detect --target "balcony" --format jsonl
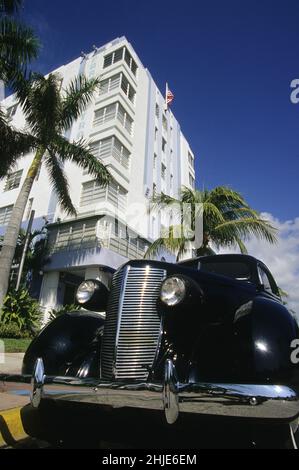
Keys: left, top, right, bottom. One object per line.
{"left": 47, "top": 217, "right": 148, "bottom": 262}
{"left": 89, "top": 136, "right": 131, "bottom": 171}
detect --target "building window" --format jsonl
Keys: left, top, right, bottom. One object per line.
{"left": 6, "top": 104, "right": 18, "bottom": 119}
{"left": 188, "top": 152, "right": 194, "bottom": 169}
{"left": 153, "top": 183, "right": 157, "bottom": 197}
{"left": 89, "top": 136, "right": 130, "bottom": 169}
{"left": 153, "top": 153, "right": 157, "bottom": 169}
{"left": 0, "top": 205, "right": 13, "bottom": 225}
{"left": 154, "top": 127, "right": 158, "bottom": 140}
{"left": 124, "top": 48, "right": 138, "bottom": 76}
{"left": 80, "top": 180, "right": 127, "bottom": 211}
{"left": 99, "top": 73, "right": 136, "bottom": 104}
{"left": 162, "top": 137, "right": 167, "bottom": 153}
{"left": 117, "top": 103, "right": 134, "bottom": 134}
{"left": 93, "top": 101, "right": 133, "bottom": 134}
{"left": 189, "top": 174, "right": 195, "bottom": 188}
{"left": 99, "top": 73, "right": 121, "bottom": 96}
{"left": 80, "top": 180, "right": 106, "bottom": 207}
{"left": 161, "top": 163, "right": 166, "bottom": 180}
{"left": 103, "top": 47, "right": 124, "bottom": 68}
{"left": 121, "top": 74, "right": 136, "bottom": 103}
{"left": 4, "top": 170, "right": 23, "bottom": 191}
{"left": 162, "top": 114, "right": 168, "bottom": 132}
{"left": 103, "top": 47, "right": 138, "bottom": 76}
{"left": 50, "top": 220, "right": 97, "bottom": 253}
{"left": 93, "top": 103, "right": 116, "bottom": 127}
{"left": 155, "top": 104, "right": 160, "bottom": 118}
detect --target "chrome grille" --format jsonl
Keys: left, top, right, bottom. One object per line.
{"left": 101, "top": 269, "right": 124, "bottom": 380}
{"left": 101, "top": 265, "right": 166, "bottom": 381}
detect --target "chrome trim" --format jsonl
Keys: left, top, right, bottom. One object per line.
{"left": 101, "top": 265, "right": 166, "bottom": 381}
{"left": 100, "top": 267, "right": 124, "bottom": 379}
{"left": 1, "top": 359, "right": 299, "bottom": 422}
{"left": 31, "top": 357, "right": 45, "bottom": 408}
{"left": 163, "top": 359, "right": 179, "bottom": 424}
{"left": 113, "top": 265, "right": 130, "bottom": 379}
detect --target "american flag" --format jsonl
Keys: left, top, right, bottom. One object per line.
{"left": 166, "top": 85, "right": 174, "bottom": 107}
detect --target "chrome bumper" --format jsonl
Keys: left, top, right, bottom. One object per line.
{"left": 1, "top": 359, "right": 299, "bottom": 424}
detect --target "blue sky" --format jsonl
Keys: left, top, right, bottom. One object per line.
{"left": 21, "top": 0, "right": 299, "bottom": 221}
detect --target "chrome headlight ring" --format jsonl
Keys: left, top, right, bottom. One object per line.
{"left": 76, "top": 280, "right": 99, "bottom": 305}
{"left": 160, "top": 276, "right": 187, "bottom": 307}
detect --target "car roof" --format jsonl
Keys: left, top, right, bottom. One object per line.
{"left": 178, "top": 253, "right": 263, "bottom": 266}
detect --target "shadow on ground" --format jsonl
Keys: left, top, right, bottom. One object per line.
{"left": 8, "top": 400, "right": 293, "bottom": 449}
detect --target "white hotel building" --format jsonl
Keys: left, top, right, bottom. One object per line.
{"left": 0, "top": 37, "right": 197, "bottom": 315}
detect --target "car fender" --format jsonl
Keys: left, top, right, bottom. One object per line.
{"left": 22, "top": 311, "right": 105, "bottom": 378}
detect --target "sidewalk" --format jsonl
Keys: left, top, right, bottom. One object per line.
{"left": 0, "top": 353, "right": 24, "bottom": 375}
{"left": 0, "top": 353, "right": 31, "bottom": 447}
{"left": 0, "top": 353, "right": 29, "bottom": 410}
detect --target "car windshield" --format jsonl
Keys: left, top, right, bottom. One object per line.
{"left": 199, "top": 261, "right": 251, "bottom": 281}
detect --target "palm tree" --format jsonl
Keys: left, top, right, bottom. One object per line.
{"left": 0, "top": 73, "right": 111, "bottom": 308}
{"left": 146, "top": 186, "right": 277, "bottom": 261}
{"left": 0, "top": 0, "right": 40, "bottom": 175}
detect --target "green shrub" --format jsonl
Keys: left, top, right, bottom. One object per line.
{"left": 48, "top": 304, "right": 80, "bottom": 323}
{"left": 0, "top": 322, "right": 29, "bottom": 339}
{"left": 1, "top": 289, "right": 42, "bottom": 335}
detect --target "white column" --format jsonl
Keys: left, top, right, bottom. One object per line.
{"left": 85, "top": 267, "right": 100, "bottom": 280}
{"left": 85, "top": 267, "right": 112, "bottom": 289}
{"left": 39, "top": 271, "right": 60, "bottom": 324}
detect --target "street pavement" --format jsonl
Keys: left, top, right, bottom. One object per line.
{"left": 0, "top": 353, "right": 24, "bottom": 374}
{"left": 0, "top": 353, "right": 32, "bottom": 448}
{"left": 0, "top": 353, "right": 28, "bottom": 413}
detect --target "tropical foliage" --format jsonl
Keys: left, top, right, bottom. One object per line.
{"left": 1, "top": 288, "right": 42, "bottom": 335}
{"left": 47, "top": 304, "right": 81, "bottom": 324}
{"left": 0, "top": 321, "right": 30, "bottom": 338}
{"left": 146, "top": 186, "right": 277, "bottom": 261}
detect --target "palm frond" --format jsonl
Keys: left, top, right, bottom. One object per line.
{"left": 60, "top": 75, "right": 101, "bottom": 130}
{"left": 45, "top": 151, "right": 76, "bottom": 216}
{"left": 0, "top": 106, "right": 36, "bottom": 177}
{"left": 207, "top": 186, "right": 248, "bottom": 209}
{"left": 18, "top": 74, "right": 61, "bottom": 141}
{"left": 50, "top": 136, "right": 111, "bottom": 186}
{"left": 215, "top": 218, "right": 278, "bottom": 244}
{"left": 145, "top": 225, "right": 189, "bottom": 259}
{"left": 150, "top": 192, "right": 181, "bottom": 219}
{"left": 0, "top": 17, "right": 39, "bottom": 85}
{"left": 235, "top": 237, "right": 248, "bottom": 254}
{"left": 0, "top": 0, "right": 22, "bottom": 15}
{"left": 181, "top": 186, "right": 197, "bottom": 203}
{"left": 202, "top": 202, "right": 225, "bottom": 225}
{"left": 222, "top": 207, "right": 260, "bottom": 220}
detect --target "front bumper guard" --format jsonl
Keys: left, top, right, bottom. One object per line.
{"left": 1, "top": 358, "right": 299, "bottom": 424}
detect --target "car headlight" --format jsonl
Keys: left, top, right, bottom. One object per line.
{"left": 160, "top": 276, "right": 186, "bottom": 307}
{"left": 76, "top": 280, "right": 99, "bottom": 305}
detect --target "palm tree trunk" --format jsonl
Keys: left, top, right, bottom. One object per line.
{"left": 0, "top": 147, "right": 44, "bottom": 308}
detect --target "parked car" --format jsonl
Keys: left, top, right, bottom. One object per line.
{"left": 1, "top": 254, "right": 299, "bottom": 448}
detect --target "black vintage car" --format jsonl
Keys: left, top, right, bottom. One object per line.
{"left": 1, "top": 254, "right": 299, "bottom": 448}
